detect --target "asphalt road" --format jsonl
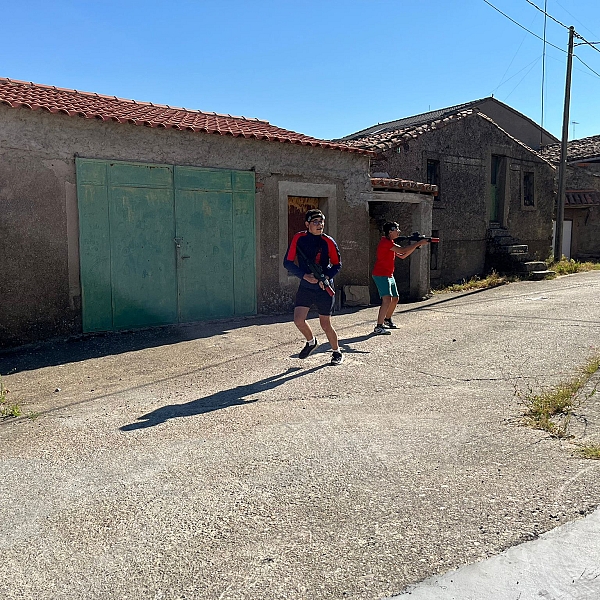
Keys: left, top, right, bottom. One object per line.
{"left": 1, "top": 271, "right": 599, "bottom": 600}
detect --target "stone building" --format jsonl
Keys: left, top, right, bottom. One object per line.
{"left": 0, "top": 77, "right": 373, "bottom": 348}
{"left": 540, "top": 135, "right": 600, "bottom": 260}
{"left": 341, "top": 108, "right": 557, "bottom": 286}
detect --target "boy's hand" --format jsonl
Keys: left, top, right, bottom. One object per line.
{"left": 304, "top": 273, "right": 318, "bottom": 284}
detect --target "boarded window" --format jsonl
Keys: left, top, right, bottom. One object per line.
{"left": 427, "top": 160, "right": 441, "bottom": 200}
{"left": 523, "top": 172, "right": 535, "bottom": 206}
{"left": 288, "top": 196, "right": 321, "bottom": 244}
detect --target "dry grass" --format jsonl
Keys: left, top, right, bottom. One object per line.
{"left": 517, "top": 353, "right": 600, "bottom": 439}
{"left": 433, "top": 271, "right": 517, "bottom": 293}
{"left": 575, "top": 444, "right": 600, "bottom": 460}
{"left": 0, "top": 377, "right": 21, "bottom": 419}
{"left": 547, "top": 258, "right": 600, "bottom": 276}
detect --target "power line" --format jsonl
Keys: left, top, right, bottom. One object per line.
{"left": 555, "top": 0, "right": 599, "bottom": 40}
{"left": 574, "top": 37, "right": 600, "bottom": 54}
{"left": 505, "top": 56, "right": 542, "bottom": 100}
{"left": 574, "top": 54, "right": 600, "bottom": 78}
{"left": 483, "top": 0, "right": 565, "bottom": 52}
{"left": 493, "top": 16, "right": 537, "bottom": 94}
{"left": 524, "top": 0, "right": 570, "bottom": 30}
{"left": 524, "top": 0, "right": 600, "bottom": 51}
{"left": 491, "top": 55, "right": 544, "bottom": 93}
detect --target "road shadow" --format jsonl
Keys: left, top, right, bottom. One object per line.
{"left": 1, "top": 309, "right": 369, "bottom": 375}
{"left": 339, "top": 333, "right": 373, "bottom": 354}
{"left": 0, "top": 314, "right": 292, "bottom": 375}
{"left": 120, "top": 365, "right": 326, "bottom": 431}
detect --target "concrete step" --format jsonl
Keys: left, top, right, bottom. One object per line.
{"left": 529, "top": 270, "right": 556, "bottom": 280}
{"left": 487, "top": 227, "right": 510, "bottom": 238}
{"left": 521, "top": 261, "right": 548, "bottom": 272}
{"left": 506, "top": 245, "right": 529, "bottom": 255}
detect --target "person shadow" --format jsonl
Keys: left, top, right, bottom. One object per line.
{"left": 338, "top": 333, "right": 372, "bottom": 355}
{"left": 120, "top": 365, "right": 327, "bottom": 431}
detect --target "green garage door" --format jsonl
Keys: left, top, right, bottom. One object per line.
{"left": 77, "top": 159, "right": 256, "bottom": 333}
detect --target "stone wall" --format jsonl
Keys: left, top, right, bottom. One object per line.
{"left": 371, "top": 115, "right": 556, "bottom": 284}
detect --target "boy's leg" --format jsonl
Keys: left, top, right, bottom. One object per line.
{"left": 294, "top": 306, "right": 313, "bottom": 340}
{"left": 385, "top": 296, "right": 399, "bottom": 320}
{"left": 377, "top": 296, "right": 392, "bottom": 325}
{"left": 318, "top": 314, "right": 339, "bottom": 350}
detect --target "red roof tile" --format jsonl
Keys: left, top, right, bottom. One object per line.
{"left": 0, "top": 77, "right": 370, "bottom": 154}
{"left": 565, "top": 189, "right": 600, "bottom": 206}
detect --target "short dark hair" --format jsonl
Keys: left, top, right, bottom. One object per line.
{"left": 383, "top": 221, "right": 399, "bottom": 237}
{"left": 305, "top": 209, "right": 325, "bottom": 223}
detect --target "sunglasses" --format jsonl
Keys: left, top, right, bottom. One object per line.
{"left": 309, "top": 219, "right": 325, "bottom": 225}
{"left": 389, "top": 227, "right": 398, "bottom": 231}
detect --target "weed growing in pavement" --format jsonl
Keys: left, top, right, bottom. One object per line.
{"left": 516, "top": 353, "right": 600, "bottom": 439}
{"left": 546, "top": 257, "right": 600, "bottom": 276}
{"left": 434, "top": 259, "right": 600, "bottom": 294}
{"left": 575, "top": 444, "right": 600, "bottom": 460}
{"left": 433, "top": 270, "right": 519, "bottom": 293}
{"left": 0, "top": 377, "right": 22, "bottom": 418}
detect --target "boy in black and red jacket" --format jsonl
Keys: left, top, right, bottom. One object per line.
{"left": 283, "top": 209, "right": 343, "bottom": 365}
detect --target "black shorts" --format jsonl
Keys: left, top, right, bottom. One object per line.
{"left": 295, "top": 284, "right": 335, "bottom": 315}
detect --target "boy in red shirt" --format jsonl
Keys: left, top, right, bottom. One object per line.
{"left": 372, "top": 222, "right": 430, "bottom": 334}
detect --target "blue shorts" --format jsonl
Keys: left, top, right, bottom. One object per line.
{"left": 295, "top": 284, "right": 335, "bottom": 315}
{"left": 373, "top": 275, "right": 398, "bottom": 298}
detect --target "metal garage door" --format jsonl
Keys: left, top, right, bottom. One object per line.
{"left": 76, "top": 158, "right": 256, "bottom": 333}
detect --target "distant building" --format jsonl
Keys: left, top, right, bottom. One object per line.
{"left": 340, "top": 106, "right": 557, "bottom": 287}
{"left": 541, "top": 135, "right": 600, "bottom": 260}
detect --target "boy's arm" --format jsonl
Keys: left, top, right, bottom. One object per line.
{"left": 391, "top": 239, "right": 429, "bottom": 260}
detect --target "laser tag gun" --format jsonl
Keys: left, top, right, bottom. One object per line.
{"left": 396, "top": 231, "right": 440, "bottom": 244}
{"left": 295, "top": 245, "right": 335, "bottom": 297}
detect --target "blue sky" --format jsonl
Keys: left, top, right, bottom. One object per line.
{"left": 4, "top": 0, "right": 600, "bottom": 142}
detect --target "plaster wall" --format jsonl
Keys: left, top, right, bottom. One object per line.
{"left": 371, "top": 116, "right": 555, "bottom": 284}
{"left": 0, "top": 105, "right": 370, "bottom": 347}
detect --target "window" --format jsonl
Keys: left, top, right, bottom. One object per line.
{"left": 523, "top": 172, "right": 535, "bottom": 207}
{"left": 288, "top": 196, "right": 320, "bottom": 245}
{"left": 427, "top": 160, "right": 441, "bottom": 200}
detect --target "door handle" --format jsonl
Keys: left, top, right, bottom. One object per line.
{"left": 174, "top": 237, "right": 183, "bottom": 248}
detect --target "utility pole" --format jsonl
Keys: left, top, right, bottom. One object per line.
{"left": 554, "top": 26, "right": 574, "bottom": 260}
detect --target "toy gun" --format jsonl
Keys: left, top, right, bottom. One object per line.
{"left": 397, "top": 231, "right": 440, "bottom": 243}
{"left": 295, "top": 245, "right": 335, "bottom": 297}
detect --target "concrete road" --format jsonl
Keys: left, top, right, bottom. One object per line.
{"left": 1, "top": 271, "right": 599, "bottom": 600}
{"left": 390, "top": 506, "right": 600, "bottom": 599}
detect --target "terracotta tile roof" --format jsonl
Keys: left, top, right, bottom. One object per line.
{"left": 0, "top": 77, "right": 370, "bottom": 154}
{"left": 540, "top": 135, "right": 600, "bottom": 164}
{"left": 339, "top": 96, "right": 557, "bottom": 145}
{"left": 340, "top": 109, "right": 554, "bottom": 167}
{"left": 341, "top": 109, "right": 478, "bottom": 151}
{"left": 565, "top": 189, "right": 600, "bottom": 206}
{"left": 371, "top": 177, "right": 438, "bottom": 195}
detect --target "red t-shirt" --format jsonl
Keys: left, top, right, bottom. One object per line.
{"left": 372, "top": 237, "right": 396, "bottom": 277}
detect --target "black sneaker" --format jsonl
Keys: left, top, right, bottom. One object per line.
{"left": 330, "top": 351, "right": 344, "bottom": 366}
{"left": 299, "top": 338, "right": 318, "bottom": 359}
{"left": 383, "top": 318, "right": 398, "bottom": 329}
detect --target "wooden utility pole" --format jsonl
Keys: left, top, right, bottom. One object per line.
{"left": 554, "top": 26, "right": 575, "bottom": 260}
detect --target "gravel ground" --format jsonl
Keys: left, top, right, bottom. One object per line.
{"left": 1, "top": 271, "right": 599, "bottom": 600}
